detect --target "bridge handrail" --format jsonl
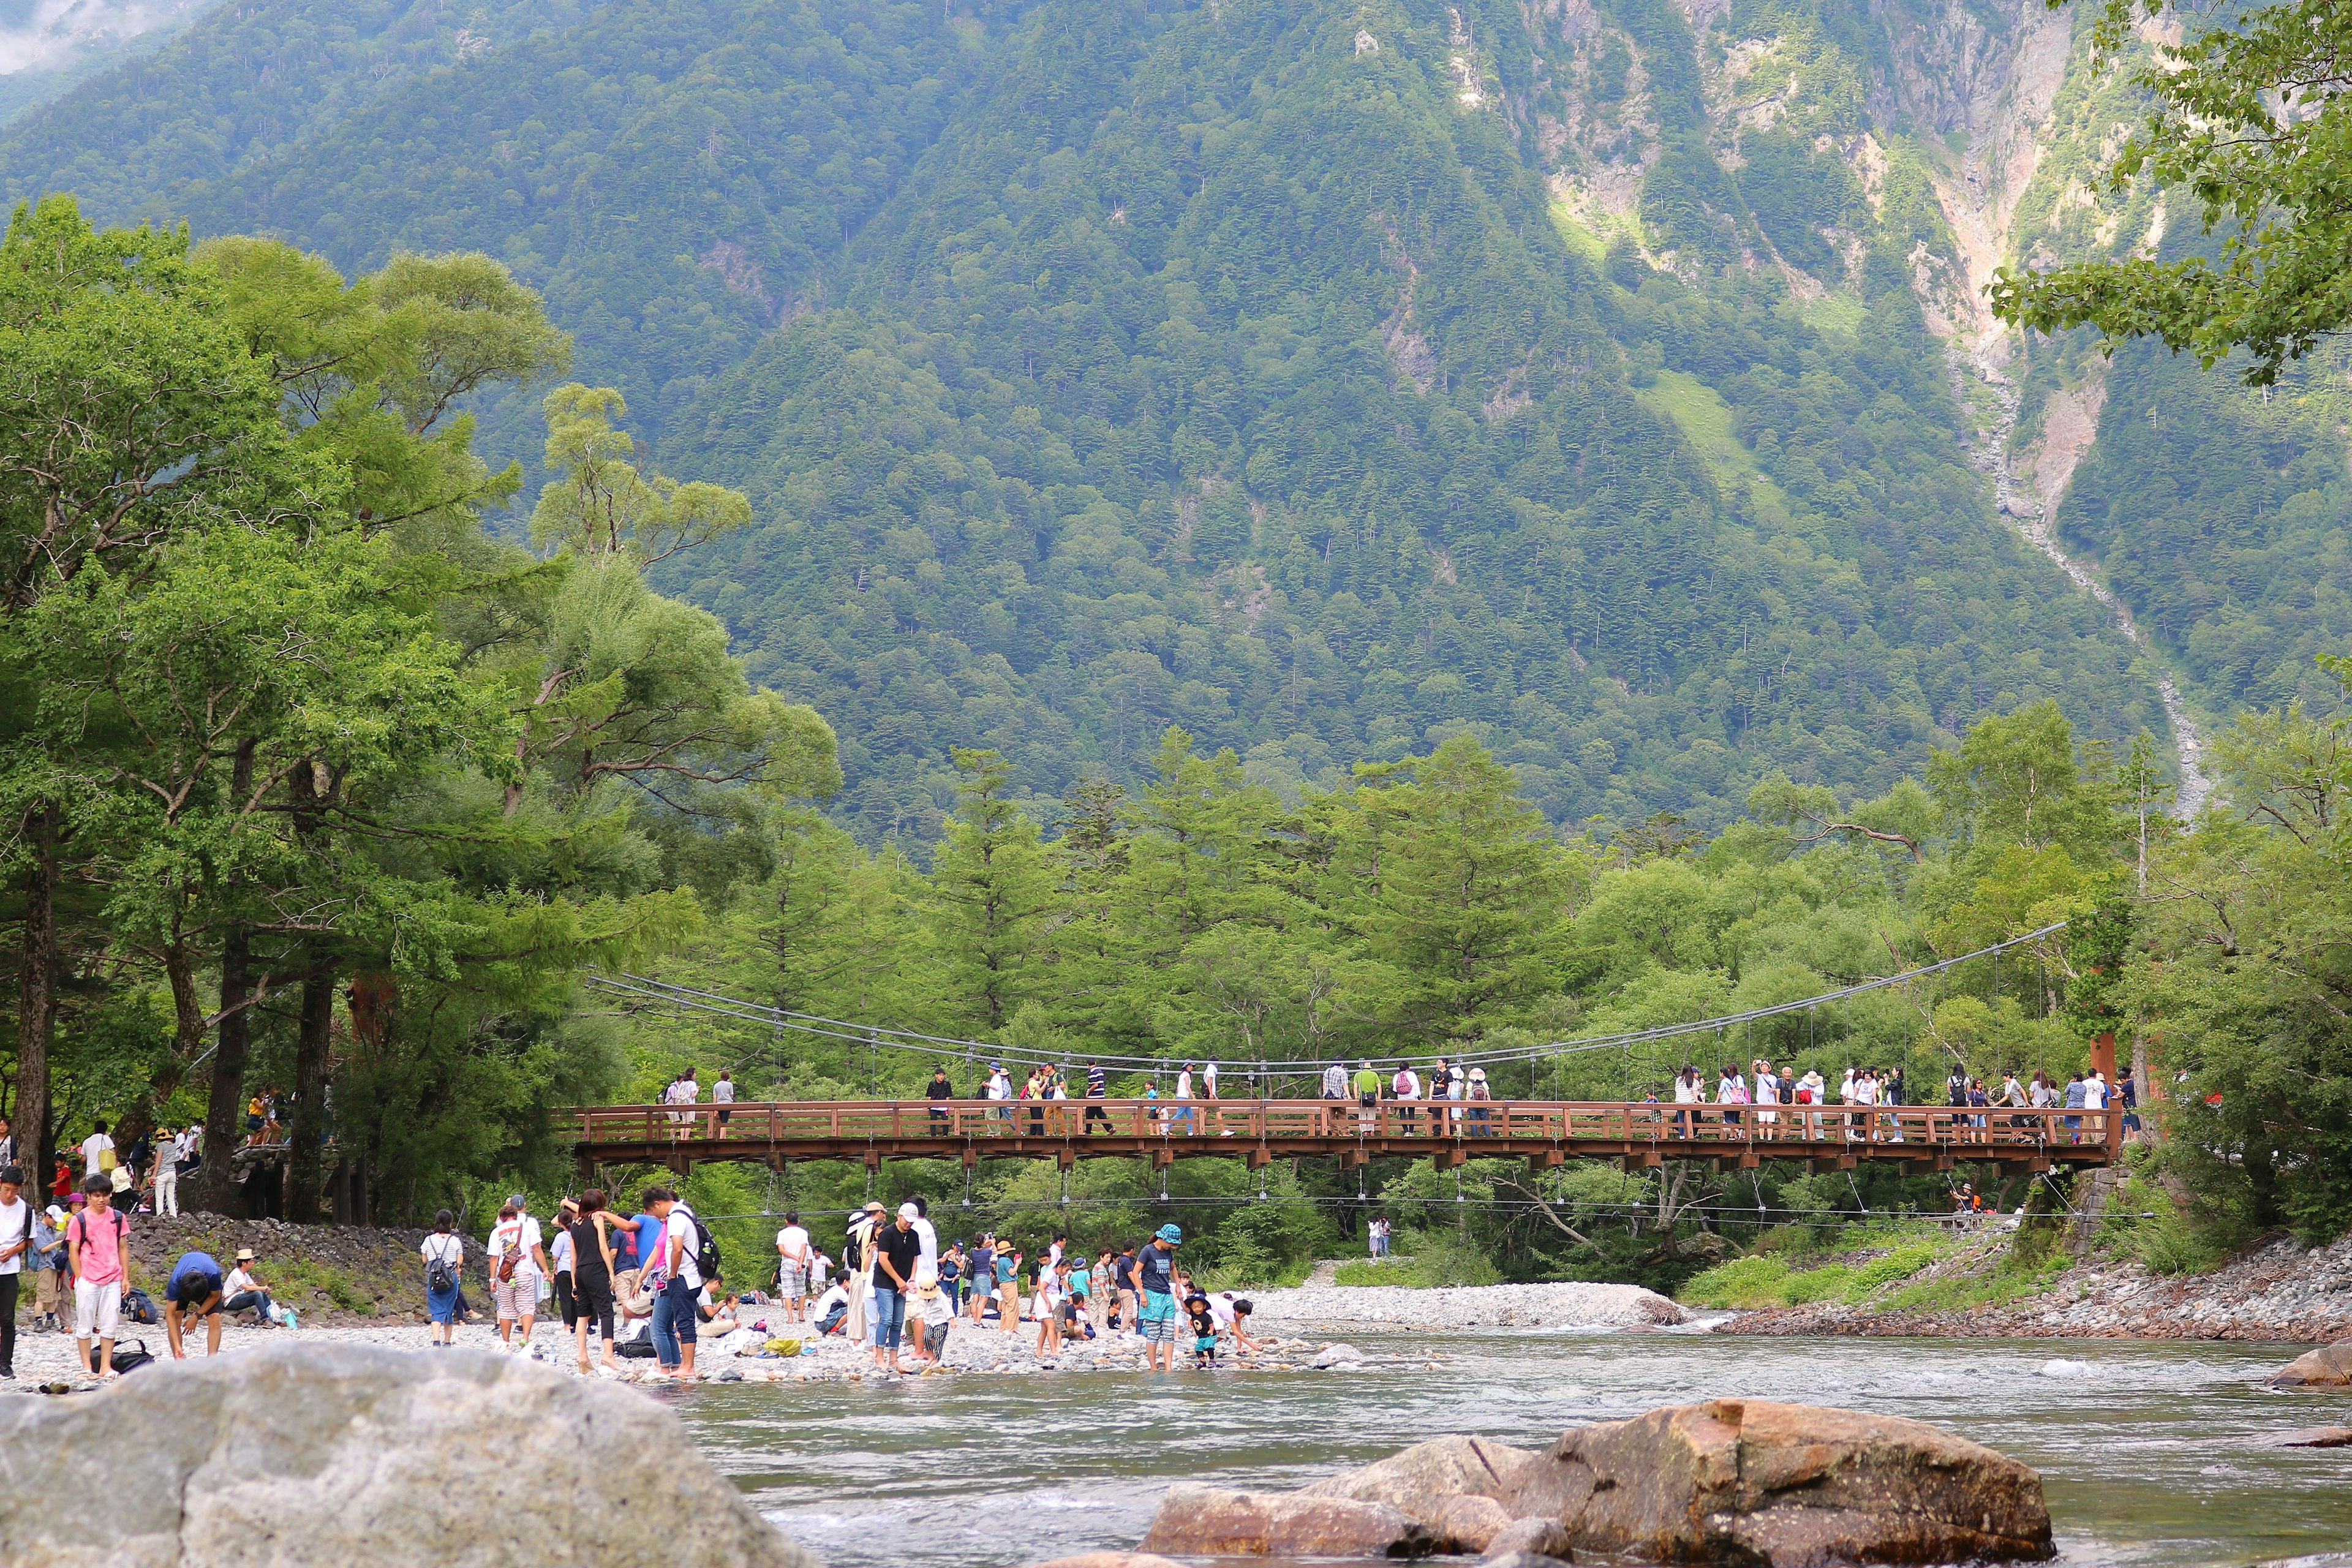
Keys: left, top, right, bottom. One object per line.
{"left": 558, "top": 1097, "right": 2116, "bottom": 1153}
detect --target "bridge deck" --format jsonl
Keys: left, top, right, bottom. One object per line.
{"left": 562, "top": 1099, "right": 2116, "bottom": 1175}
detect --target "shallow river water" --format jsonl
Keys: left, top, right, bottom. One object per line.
{"left": 669, "top": 1333, "right": 2352, "bottom": 1568}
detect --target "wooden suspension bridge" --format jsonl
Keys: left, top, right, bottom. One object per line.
{"left": 560, "top": 1098, "right": 2119, "bottom": 1178}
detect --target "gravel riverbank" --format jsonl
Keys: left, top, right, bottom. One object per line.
{"left": 0, "top": 1310, "right": 1465, "bottom": 1393}
{"left": 1245, "top": 1278, "right": 1689, "bottom": 1331}
{"left": 1725, "top": 1232, "right": 2352, "bottom": 1342}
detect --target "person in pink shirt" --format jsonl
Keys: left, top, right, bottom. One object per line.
{"left": 68, "top": 1175, "right": 131, "bottom": 1379}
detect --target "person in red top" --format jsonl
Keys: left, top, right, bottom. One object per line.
{"left": 68, "top": 1175, "right": 130, "bottom": 1379}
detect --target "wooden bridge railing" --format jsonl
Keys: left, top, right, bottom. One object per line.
{"left": 560, "top": 1098, "right": 2117, "bottom": 1167}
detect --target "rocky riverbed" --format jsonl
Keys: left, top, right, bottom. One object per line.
{"left": 1246, "top": 1278, "right": 1689, "bottom": 1332}
{"left": 1727, "top": 1231, "right": 2352, "bottom": 1341}
{"left": 0, "top": 1310, "right": 1463, "bottom": 1392}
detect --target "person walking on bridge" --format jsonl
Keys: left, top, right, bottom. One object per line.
{"left": 1084, "top": 1060, "right": 1111, "bottom": 1132}
{"left": 1321, "top": 1061, "right": 1348, "bottom": 1101}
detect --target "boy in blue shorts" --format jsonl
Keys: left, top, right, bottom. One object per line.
{"left": 1129, "top": 1223, "right": 1181, "bottom": 1371}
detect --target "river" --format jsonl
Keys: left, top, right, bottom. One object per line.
{"left": 666, "top": 1332, "right": 2352, "bottom": 1568}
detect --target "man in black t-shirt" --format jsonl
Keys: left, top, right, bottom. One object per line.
{"left": 870, "top": 1208, "right": 923, "bottom": 1374}
{"left": 927, "top": 1067, "right": 955, "bottom": 1131}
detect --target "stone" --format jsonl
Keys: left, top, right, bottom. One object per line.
{"left": 1480, "top": 1555, "right": 1575, "bottom": 1568}
{"left": 1023, "top": 1556, "right": 1189, "bottom": 1568}
{"left": 1499, "top": 1399, "right": 2054, "bottom": 1568}
{"left": 1138, "top": 1483, "right": 1437, "bottom": 1558}
{"left": 2268, "top": 1427, "right": 2352, "bottom": 1448}
{"left": 0, "top": 1341, "right": 820, "bottom": 1568}
{"left": 1303, "top": 1435, "right": 1542, "bottom": 1550}
{"left": 1311, "top": 1342, "right": 1368, "bottom": 1368}
{"left": 1428, "top": 1494, "right": 1518, "bottom": 1553}
{"left": 2265, "top": 1340, "right": 2352, "bottom": 1387}
{"left": 1481, "top": 1516, "right": 1579, "bottom": 1562}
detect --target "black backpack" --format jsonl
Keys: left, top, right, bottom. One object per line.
{"left": 425, "top": 1240, "right": 458, "bottom": 1295}
{"left": 688, "top": 1212, "right": 722, "bottom": 1282}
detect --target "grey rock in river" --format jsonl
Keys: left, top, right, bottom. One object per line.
{"left": 1503, "top": 1398, "right": 2054, "bottom": 1567}
{"left": 0, "top": 1341, "right": 821, "bottom": 1568}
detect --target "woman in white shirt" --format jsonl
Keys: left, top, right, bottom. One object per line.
{"left": 1752, "top": 1060, "right": 1779, "bottom": 1136}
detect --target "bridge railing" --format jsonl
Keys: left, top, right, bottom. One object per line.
{"left": 562, "top": 1098, "right": 2116, "bottom": 1153}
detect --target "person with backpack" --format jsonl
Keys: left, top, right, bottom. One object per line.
{"left": 162, "top": 1250, "right": 225, "bottom": 1359}
{"left": 68, "top": 1175, "right": 130, "bottom": 1378}
{"left": 487, "top": 1198, "right": 550, "bottom": 1351}
{"left": 420, "top": 1211, "right": 464, "bottom": 1345}
{"left": 643, "top": 1185, "right": 704, "bottom": 1381}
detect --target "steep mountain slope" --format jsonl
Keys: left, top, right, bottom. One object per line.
{"left": 669, "top": 0, "right": 2162, "bottom": 839}
{"left": 0, "top": 0, "right": 2205, "bottom": 845}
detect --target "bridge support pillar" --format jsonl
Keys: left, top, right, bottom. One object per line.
{"left": 1431, "top": 1148, "right": 1464, "bottom": 1172}
{"left": 1057, "top": 1147, "right": 1076, "bottom": 1170}
{"left": 961, "top": 1145, "right": 978, "bottom": 1169}
{"left": 1336, "top": 1147, "right": 1367, "bottom": 1170}
{"left": 1621, "top": 1151, "right": 1662, "bottom": 1172}
{"left": 863, "top": 1149, "right": 880, "bottom": 1174}
{"left": 1151, "top": 1148, "right": 1174, "bottom": 1170}
{"left": 1525, "top": 1150, "right": 1564, "bottom": 1173}
{"left": 1735, "top": 1150, "right": 1760, "bottom": 1170}
{"left": 1246, "top": 1147, "right": 1273, "bottom": 1170}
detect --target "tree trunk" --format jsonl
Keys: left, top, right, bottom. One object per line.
{"left": 287, "top": 963, "right": 335, "bottom": 1223}
{"left": 13, "top": 802, "right": 58, "bottom": 1204}
{"left": 194, "top": 925, "right": 257, "bottom": 1215}
{"left": 192, "top": 739, "right": 261, "bottom": 1215}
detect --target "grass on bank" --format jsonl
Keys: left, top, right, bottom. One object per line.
{"left": 1334, "top": 1231, "right": 1503, "bottom": 1287}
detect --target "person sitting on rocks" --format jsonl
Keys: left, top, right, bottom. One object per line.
{"left": 163, "top": 1251, "right": 225, "bottom": 1359}
{"left": 224, "top": 1248, "right": 277, "bottom": 1327}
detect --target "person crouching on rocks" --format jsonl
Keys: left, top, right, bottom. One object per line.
{"left": 163, "top": 1250, "right": 225, "bottom": 1359}
{"left": 1131, "top": 1223, "right": 1182, "bottom": 1372}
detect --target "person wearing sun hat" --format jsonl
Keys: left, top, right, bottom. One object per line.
{"left": 1128, "top": 1223, "right": 1183, "bottom": 1372}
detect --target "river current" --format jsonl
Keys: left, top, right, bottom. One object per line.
{"left": 670, "top": 1333, "right": 2352, "bottom": 1568}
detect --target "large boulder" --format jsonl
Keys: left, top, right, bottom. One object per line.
{"left": 2266, "top": 1340, "right": 2352, "bottom": 1388}
{"left": 0, "top": 1342, "right": 818, "bottom": 1568}
{"left": 1138, "top": 1483, "right": 1438, "bottom": 1558}
{"left": 1501, "top": 1400, "right": 2054, "bottom": 1568}
{"left": 1303, "top": 1434, "right": 1542, "bottom": 1549}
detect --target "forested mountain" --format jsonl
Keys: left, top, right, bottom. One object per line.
{"left": 1, "top": 0, "right": 2331, "bottom": 849}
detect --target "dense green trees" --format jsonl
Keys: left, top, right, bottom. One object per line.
{"left": 0, "top": 203, "right": 832, "bottom": 1219}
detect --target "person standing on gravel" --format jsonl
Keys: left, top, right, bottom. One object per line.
{"left": 67, "top": 1175, "right": 129, "bottom": 1379}
{"left": 645, "top": 1186, "right": 703, "bottom": 1379}
{"left": 1131, "top": 1223, "right": 1182, "bottom": 1372}
{"left": 569, "top": 1190, "right": 620, "bottom": 1373}
{"left": 0, "top": 1165, "right": 27, "bottom": 1379}
{"left": 869, "top": 1203, "right": 920, "bottom": 1375}
{"left": 488, "top": 1198, "right": 550, "bottom": 1350}
{"left": 776, "top": 1210, "right": 812, "bottom": 1322}
{"left": 420, "top": 1212, "right": 464, "bottom": 1345}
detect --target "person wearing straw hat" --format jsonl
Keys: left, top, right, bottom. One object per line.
{"left": 223, "top": 1248, "right": 279, "bottom": 1328}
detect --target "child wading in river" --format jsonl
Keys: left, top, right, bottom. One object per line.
{"left": 1185, "top": 1289, "right": 1218, "bottom": 1368}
